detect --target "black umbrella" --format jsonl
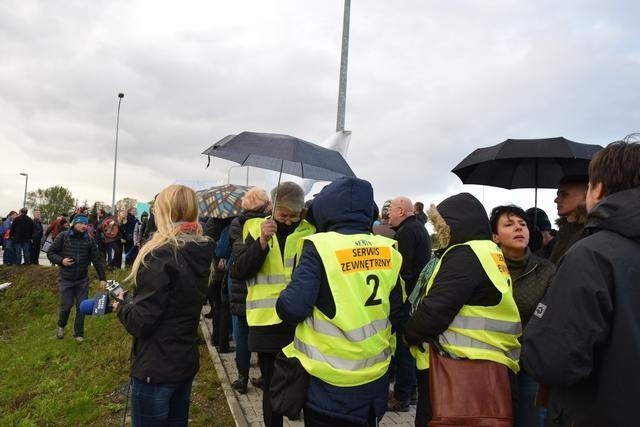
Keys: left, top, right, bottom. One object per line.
{"left": 202, "top": 131, "right": 355, "bottom": 215}
{"left": 451, "top": 137, "right": 602, "bottom": 211}
{"left": 203, "top": 131, "right": 355, "bottom": 181}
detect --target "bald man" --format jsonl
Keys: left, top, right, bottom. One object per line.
{"left": 387, "top": 196, "right": 431, "bottom": 411}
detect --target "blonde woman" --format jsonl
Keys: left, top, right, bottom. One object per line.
{"left": 114, "top": 185, "right": 214, "bottom": 426}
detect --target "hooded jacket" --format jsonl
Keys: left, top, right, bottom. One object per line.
{"left": 404, "top": 193, "right": 502, "bottom": 346}
{"left": 522, "top": 187, "right": 640, "bottom": 426}
{"left": 276, "top": 176, "right": 404, "bottom": 425}
{"left": 117, "top": 236, "right": 215, "bottom": 383}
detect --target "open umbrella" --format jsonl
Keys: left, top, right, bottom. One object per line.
{"left": 196, "top": 184, "right": 251, "bottom": 219}
{"left": 203, "top": 131, "right": 355, "bottom": 212}
{"left": 202, "top": 131, "right": 355, "bottom": 181}
{"left": 452, "top": 137, "right": 602, "bottom": 210}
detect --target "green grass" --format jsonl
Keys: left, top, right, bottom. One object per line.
{"left": 0, "top": 265, "right": 234, "bottom": 426}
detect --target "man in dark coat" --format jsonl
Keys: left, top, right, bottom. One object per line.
{"left": 522, "top": 140, "right": 640, "bottom": 426}
{"left": 548, "top": 175, "right": 588, "bottom": 264}
{"left": 47, "top": 215, "right": 107, "bottom": 341}
{"left": 30, "top": 209, "right": 44, "bottom": 264}
{"left": 10, "top": 208, "right": 34, "bottom": 265}
{"left": 387, "top": 196, "right": 431, "bottom": 411}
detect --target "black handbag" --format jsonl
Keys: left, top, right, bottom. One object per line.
{"left": 270, "top": 351, "right": 310, "bottom": 419}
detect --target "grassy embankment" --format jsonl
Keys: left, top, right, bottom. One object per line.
{"left": 0, "top": 265, "right": 234, "bottom": 426}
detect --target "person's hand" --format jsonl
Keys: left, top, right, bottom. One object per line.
{"left": 112, "top": 299, "right": 120, "bottom": 311}
{"left": 62, "top": 257, "right": 75, "bottom": 266}
{"left": 259, "top": 219, "right": 277, "bottom": 248}
{"left": 99, "top": 280, "right": 107, "bottom": 289}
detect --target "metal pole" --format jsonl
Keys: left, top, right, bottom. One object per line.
{"left": 336, "top": 0, "right": 351, "bottom": 132}
{"left": 245, "top": 166, "right": 249, "bottom": 186}
{"left": 19, "top": 172, "right": 28, "bottom": 208}
{"left": 111, "top": 93, "right": 124, "bottom": 214}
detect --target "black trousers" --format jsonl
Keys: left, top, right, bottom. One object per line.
{"left": 259, "top": 351, "right": 283, "bottom": 427}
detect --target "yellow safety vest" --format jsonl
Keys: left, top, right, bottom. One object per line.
{"left": 242, "top": 217, "right": 315, "bottom": 326}
{"left": 410, "top": 240, "right": 521, "bottom": 372}
{"left": 283, "top": 232, "right": 404, "bottom": 387}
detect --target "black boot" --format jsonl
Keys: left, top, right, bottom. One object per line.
{"left": 250, "top": 376, "right": 264, "bottom": 389}
{"left": 231, "top": 370, "right": 249, "bottom": 394}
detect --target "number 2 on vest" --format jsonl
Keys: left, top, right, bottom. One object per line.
{"left": 364, "top": 274, "right": 382, "bottom": 307}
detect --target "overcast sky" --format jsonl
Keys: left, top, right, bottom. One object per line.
{"left": 2, "top": 0, "right": 638, "bottom": 223}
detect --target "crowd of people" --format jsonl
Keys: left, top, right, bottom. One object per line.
{"left": 3, "top": 137, "right": 638, "bottom": 426}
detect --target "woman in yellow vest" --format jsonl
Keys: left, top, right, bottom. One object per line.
{"left": 404, "top": 193, "right": 522, "bottom": 426}
{"left": 276, "top": 176, "right": 405, "bottom": 426}
{"left": 231, "top": 181, "right": 315, "bottom": 427}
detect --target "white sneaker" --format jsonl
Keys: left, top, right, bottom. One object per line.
{"left": 56, "top": 327, "right": 64, "bottom": 339}
{"left": 75, "top": 336, "right": 84, "bottom": 342}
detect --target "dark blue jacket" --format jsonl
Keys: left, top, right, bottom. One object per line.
{"left": 276, "top": 176, "right": 404, "bottom": 425}
{"left": 47, "top": 228, "right": 106, "bottom": 281}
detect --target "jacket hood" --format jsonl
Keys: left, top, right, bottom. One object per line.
{"left": 307, "top": 176, "right": 374, "bottom": 233}
{"left": 179, "top": 237, "right": 216, "bottom": 278}
{"left": 435, "top": 192, "right": 491, "bottom": 246}
{"left": 585, "top": 187, "right": 640, "bottom": 243}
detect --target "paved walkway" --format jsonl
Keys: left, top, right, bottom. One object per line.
{"left": 201, "top": 313, "right": 416, "bottom": 427}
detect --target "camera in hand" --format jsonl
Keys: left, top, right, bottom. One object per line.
{"left": 79, "top": 280, "right": 132, "bottom": 316}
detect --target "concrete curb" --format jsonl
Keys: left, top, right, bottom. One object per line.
{"left": 200, "top": 317, "right": 249, "bottom": 427}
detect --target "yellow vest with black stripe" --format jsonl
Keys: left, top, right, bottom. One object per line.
{"left": 242, "top": 217, "right": 315, "bottom": 327}
{"left": 282, "top": 232, "right": 403, "bottom": 387}
{"left": 410, "top": 240, "right": 521, "bottom": 372}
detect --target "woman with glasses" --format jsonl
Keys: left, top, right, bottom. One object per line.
{"left": 232, "top": 182, "right": 315, "bottom": 427}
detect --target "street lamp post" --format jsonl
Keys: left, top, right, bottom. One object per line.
{"left": 111, "top": 93, "right": 125, "bottom": 214}
{"left": 19, "top": 172, "right": 28, "bottom": 208}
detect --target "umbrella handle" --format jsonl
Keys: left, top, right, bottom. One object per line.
{"left": 268, "top": 160, "right": 285, "bottom": 249}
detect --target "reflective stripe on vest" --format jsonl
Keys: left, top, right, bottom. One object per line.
{"left": 304, "top": 316, "right": 391, "bottom": 343}
{"left": 410, "top": 240, "right": 521, "bottom": 372}
{"left": 243, "top": 217, "right": 315, "bottom": 326}
{"left": 283, "top": 232, "right": 403, "bottom": 387}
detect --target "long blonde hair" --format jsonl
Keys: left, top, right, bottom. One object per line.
{"left": 126, "top": 184, "right": 203, "bottom": 284}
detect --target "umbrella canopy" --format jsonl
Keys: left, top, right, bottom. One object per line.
{"left": 452, "top": 137, "right": 602, "bottom": 189}
{"left": 202, "top": 131, "right": 355, "bottom": 181}
{"left": 196, "top": 184, "right": 251, "bottom": 219}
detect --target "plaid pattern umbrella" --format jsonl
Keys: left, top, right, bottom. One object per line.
{"left": 196, "top": 184, "right": 251, "bottom": 219}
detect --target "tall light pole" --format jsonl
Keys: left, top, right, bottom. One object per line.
{"left": 336, "top": 0, "right": 351, "bottom": 132}
{"left": 19, "top": 172, "right": 28, "bottom": 208}
{"left": 111, "top": 93, "right": 125, "bottom": 214}
{"left": 227, "top": 166, "right": 250, "bottom": 185}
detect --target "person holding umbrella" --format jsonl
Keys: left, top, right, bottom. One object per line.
{"left": 548, "top": 175, "right": 588, "bottom": 264}
{"left": 231, "top": 181, "right": 315, "bottom": 427}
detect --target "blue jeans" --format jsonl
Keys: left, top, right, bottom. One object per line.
{"left": 13, "top": 242, "right": 30, "bottom": 265}
{"left": 233, "top": 315, "right": 250, "bottom": 372}
{"left": 515, "top": 370, "right": 546, "bottom": 427}
{"left": 131, "top": 377, "right": 193, "bottom": 427}
{"left": 57, "top": 277, "right": 89, "bottom": 337}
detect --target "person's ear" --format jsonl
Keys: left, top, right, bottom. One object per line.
{"left": 492, "top": 233, "right": 500, "bottom": 244}
{"left": 592, "top": 182, "right": 606, "bottom": 203}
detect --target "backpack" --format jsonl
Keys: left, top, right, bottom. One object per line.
{"left": 100, "top": 216, "right": 120, "bottom": 240}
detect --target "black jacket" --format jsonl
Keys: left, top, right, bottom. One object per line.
{"left": 228, "top": 211, "right": 267, "bottom": 316}
{"left": 32, "top": 219, "right": 44, "bottom": 241}
{"left": 10, "top": 214, "right": 34, "bottom": 243}
{"left": 392, "top": 214, "right": 431, "bottom": 295}
{"left": 521, "top": 187, "right": 640, "bottom": 426}
{"left": 47, "top": 229, "right": 106, "bottom": 281}
{"left": 404, "top": 193, "right": 502, "bottom": 347}
{"left": 117, "top": 237, "right": 215, "bottom": 383}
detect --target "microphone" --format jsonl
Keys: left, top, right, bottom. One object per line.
{"left": 80, "top": 293, "right": 114, "bottom": 316}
